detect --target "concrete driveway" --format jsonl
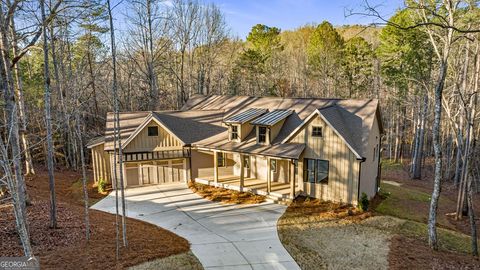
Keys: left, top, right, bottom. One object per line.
{"left": 91, "top": 183, "right": 300, "bottom": 270}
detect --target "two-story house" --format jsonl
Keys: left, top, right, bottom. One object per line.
{"left": 87, "top": 95, "right": 382, "bottom": 205}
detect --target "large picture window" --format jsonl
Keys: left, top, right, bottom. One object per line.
{"left": 303, "top": 158, "right": 329, "bottom": 184}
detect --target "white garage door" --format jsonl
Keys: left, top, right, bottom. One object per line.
{"left": 125, "top": 159, "right": 186, "bottom": 187}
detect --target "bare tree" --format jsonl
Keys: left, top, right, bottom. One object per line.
{"left": 41, "top": 0, "right": 57, "bottom": 229}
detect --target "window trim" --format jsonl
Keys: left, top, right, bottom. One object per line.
{"left": 303, "top": 158, "right": 329, "bottom": 184}
{"left": 231, "top": 125, "right": 239, "bottom": 141}
{"left": 311, "top": 126, "right": 323, "bottom": 138}
{"left": 147, "top": 126, "right": 159, "bottom": 137}
{"left": 243, "top": 155, "right": 250, "bottom": 169}
{"left": 270, "top": 159, "right": 277, "bottom": 173}
{"left": 217, "top": 152, "right": 227, "bottom": 167}
{"left": 258, "top": 126, "right": 268, "bottom": 144}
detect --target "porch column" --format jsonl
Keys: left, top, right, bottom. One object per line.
{"left": 239, "top": 154, "right": 245, "bottom": 192}
{"left": 213, "top": 151, "right": 219, "bottom": 183}
{"left": 290, "top": 160, "right": 295, "bottom": 198}
{"left": 267, "top": 157, "right": 271, "bottom": 193}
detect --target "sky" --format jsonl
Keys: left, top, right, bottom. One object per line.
{"left": 194, "top": 0, "right": 404, "bottom": 38}
{"left": 113, "top": 0, "right": 404, "bottom": 39}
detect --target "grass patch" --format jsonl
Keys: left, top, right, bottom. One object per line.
{"left": 381, "top": 160, "right": 403, "bottom": 171}
{"left": 375, "top": 183, "right": 454, "bottom": 229}
{"left": 129, "top": 251, "right": 203, "bottom": 270}
{"left": 189, "top": 181, "right": 265, "bottom": 204}
{"left": 397, "top": 220, "right": 471, "bottom": 254}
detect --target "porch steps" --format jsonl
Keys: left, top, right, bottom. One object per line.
{"left": 265, "top": 194, "right": 292, "bottom": 205}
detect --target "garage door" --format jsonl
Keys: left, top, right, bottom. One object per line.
{"left": 125, "top": 159, "right": 186, "bottom": 187}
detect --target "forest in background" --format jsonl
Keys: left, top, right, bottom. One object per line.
{"left": 1, "top": 0, "right": 479, "bottom": 258}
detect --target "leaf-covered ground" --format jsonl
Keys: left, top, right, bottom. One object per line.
{"left": 0, "top": 169, "right": 199, "bottom": 269}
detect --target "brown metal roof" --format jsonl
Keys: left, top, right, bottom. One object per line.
{"left": 185, "top": 95, "right": 380, "bottom": 158}
{"left": 250, "top": 109, "right": 293, "bottom": 126}
{"left": 223, "top": 108, "right": 268, "bottom": 124}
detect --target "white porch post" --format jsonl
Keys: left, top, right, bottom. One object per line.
{"left": 239, "top": 154, "right": 245, "bottom": 191}
{"left": 213, "top": 151, "right": 219, "bottom": 183}
{"left": 290, "top": 160, "right": 295, "bottom": 198}
{"left": 267, "top": 157, "right": 271, "bottom": 193}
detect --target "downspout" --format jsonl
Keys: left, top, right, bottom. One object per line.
{"left": 357, "top": 157, "right": 366, "bottom": 205}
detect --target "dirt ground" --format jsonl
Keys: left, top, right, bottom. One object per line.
{"left": 0, "top": 168, "right": 197, "bottom": 269}
{"left": 189, "top": 181, "right": 265, "bottom": 204}
{"left": 278, "top": 159, "right": 480, "bottom": 270}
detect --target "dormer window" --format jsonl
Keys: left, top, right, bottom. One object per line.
{"left": 312, "top": 126, "right": 323, "bottom": 137}
{"left": 231, "top": 125, "right": 239, "bottom": 140}
{"left": 258, "top": 126, "right": 267, "bottom": 144}
{"left": 148, "top": 126, "right": 158, "bottom": 136}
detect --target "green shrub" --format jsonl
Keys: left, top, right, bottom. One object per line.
{"left": 97, "top": 178, "right": 106, "bottom": 193}
{"left": 359, "top": 192, "right": 369, "bottom": 211}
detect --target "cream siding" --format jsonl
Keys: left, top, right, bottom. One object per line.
{"left": 289, "top": 115, "right": 360, "bottom": 204}
{"left": 359, "top": 114, "right": 381, "bottom": 198}
{"left": 123, "top": 120, "right": 183, "bottom": 153}
{"left": 90, "top": 144, "right": 110, "bottom": 184}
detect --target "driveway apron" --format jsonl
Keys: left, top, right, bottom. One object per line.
{"left": 91, "top": 183, "right": 300, "bottom": 270}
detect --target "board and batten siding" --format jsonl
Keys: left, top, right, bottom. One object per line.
{"left": 359, "top": 114, "right": 381, "bottom": 198}
{"left": 91, "top": 144, "right": 111, "bottom": 184}
{"left": 289, "top": 115, "right": 360, "bottom": 205}
{"left": 123, "top": 120, "right": 183, "bottom": 153}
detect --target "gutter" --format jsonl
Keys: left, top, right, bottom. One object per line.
{"left": 357, "top": 157, "right": 366, "bottom": 205}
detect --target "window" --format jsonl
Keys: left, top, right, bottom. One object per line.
{"left": 243, "top": 155, "right": 250, "bottom": 169}
{"left": 231, "top": 125, "right": 239, "bottom": 140}
{"left": 217, "top": 152, "right": 226, "bottom": 167}
{"left": 270, "top": 159, "right": 277, "bottom": 173}
{"left": 148, "top": 126, "right": 158, "bottom": 136}
{"left": 303, "top": 158, "right": 329, "bottom": 184}
{"left": 258, "top": 126, "right": 267, "bottom": 143}
{"left": 312, "top": 126, "right": 323, "bottom": 137}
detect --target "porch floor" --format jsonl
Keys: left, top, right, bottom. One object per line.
{"left": 195, "top": 175, "right": 291, "bottom": 198}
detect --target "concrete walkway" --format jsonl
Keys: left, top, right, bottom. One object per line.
{"left": 91, "top": 183, "right": 300, "bottom": 270}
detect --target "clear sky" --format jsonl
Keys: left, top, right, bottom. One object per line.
{"left": 112, "top": 0, "right": 404, "bottom": 39}
{"left": 201, "top": 0, "right": 404, "bottom": 38}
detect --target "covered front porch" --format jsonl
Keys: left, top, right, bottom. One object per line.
{"left": 192, "top": 149, "right": 298, "bottom": 201}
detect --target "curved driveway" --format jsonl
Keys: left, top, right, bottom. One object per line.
{"left": 91, "top": 183, "right": 300, "bottom": 270}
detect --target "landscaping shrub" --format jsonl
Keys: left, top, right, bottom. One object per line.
{"left": 359, "top": 192, "right": 369, "bottom": 211}
{"left": 97, "top": 178, "right": 106, "bottom": 194}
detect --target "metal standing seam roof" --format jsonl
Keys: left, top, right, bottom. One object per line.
{"left": 250, "top": 109, "right": 293, "bottom": 126}
{"left": 223, "top": 108, "right": 268, "bottom": 124}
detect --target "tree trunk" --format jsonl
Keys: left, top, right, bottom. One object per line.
{"left": 9, "top": 15, "right": 35, "bottom": 176}
{"left": 412, "top": 94, "right": 428, "bottom": 179}
{"left": 428, "top": 60, "right": 448, "bottom": 250}
{"left": 0, "top": 7, "right": 33, "bottom": 256}
{"left": 41, "top": 0, "right": 57, "bottom": 229}
{"left": 107, "top": 0, "right": 127, "bottom": 249}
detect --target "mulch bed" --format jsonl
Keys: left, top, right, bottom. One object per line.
{"left": 286, "top": 196, "right": 371, "bottom": 222}
{"left": 0, "top": 168, "right": 190, "bottom": 269}
{"left": 189, "top": 181, "right": 265, "bottom": 204}
{"left": 389, "top": 235, "right": 480, "bottom": 269}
